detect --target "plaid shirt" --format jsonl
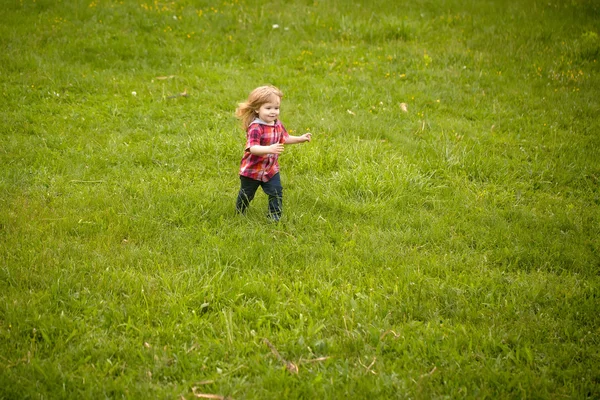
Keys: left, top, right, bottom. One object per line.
{"left": 239, "top": 119, "right": 289, "bottom": 182}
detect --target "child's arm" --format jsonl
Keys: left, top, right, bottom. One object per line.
{"left": 248, "top": 144, "right": 285, "bottom": 155}
{"left": 284, "top": 133, "right": 312, "bottom": 144}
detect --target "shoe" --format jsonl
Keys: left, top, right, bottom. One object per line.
{"left": 267, "top": 214, "right": 281, "bottom": 223}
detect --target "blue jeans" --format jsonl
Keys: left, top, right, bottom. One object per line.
{"left": 236, "top": 173, "right": 283, "bottom": 220}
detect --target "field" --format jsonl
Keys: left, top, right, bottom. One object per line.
{"left": 1, "top": 0, "right": 599, "bottom": 398}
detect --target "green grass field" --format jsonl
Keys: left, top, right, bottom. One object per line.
{"left": 1, "top": 0, "right": 599, "bottom": 398}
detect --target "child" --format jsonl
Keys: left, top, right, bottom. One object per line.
{"left": 235, "top": 85, "right": 312, "bottom": 222}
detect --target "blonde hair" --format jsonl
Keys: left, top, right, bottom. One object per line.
{"left": 235, "top": 85, "right": 283, "bottom": 130}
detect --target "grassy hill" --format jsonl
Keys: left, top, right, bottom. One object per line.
{"left": 1, "top": 0, "right": 599, "bottom": 398}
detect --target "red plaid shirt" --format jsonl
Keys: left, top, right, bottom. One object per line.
{"left": 239, "top": 119, "right": 289, "bottom": 182}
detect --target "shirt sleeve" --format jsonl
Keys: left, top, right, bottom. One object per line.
{"left": 280, "top": 123, "right": 289, "bottom": 143}
{"left": 245, "top": 124, "right": 262, "bottom": 152}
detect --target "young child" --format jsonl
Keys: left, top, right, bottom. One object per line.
{"left": 235, "top": 85, "right": 311, "bottom": 221}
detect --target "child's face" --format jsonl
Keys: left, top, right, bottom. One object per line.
{"left": 257, "top": 95, "right": 280, "bottom": 124}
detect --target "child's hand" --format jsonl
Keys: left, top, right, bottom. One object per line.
{"left": 302, "top": 133, "right": 312, "bottom": 142}
{"left": 269, "top": 143, "right": 285, "bottom": 154}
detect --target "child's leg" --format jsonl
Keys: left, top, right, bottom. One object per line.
{"left": 262, "top": 173, "right": 283, "bottom": 220}
{"left": 236, "top": 176, "right": 260, "bottom": 214}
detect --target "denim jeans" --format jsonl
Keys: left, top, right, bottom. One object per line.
{"left": 236, "top": 173, "right": 283, "bottom": 220}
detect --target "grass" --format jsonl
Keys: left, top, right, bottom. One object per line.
{"left": 1, "top": 0, "right": 599, "bottom": 398}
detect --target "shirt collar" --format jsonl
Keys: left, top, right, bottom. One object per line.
{"left": 252, "top": 118, "right": 278, "bottom": 126}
